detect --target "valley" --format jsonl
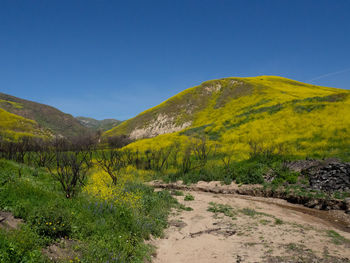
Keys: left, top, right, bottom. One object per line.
{"left": 0, "top": 76, "right": 349, "bottom": 262}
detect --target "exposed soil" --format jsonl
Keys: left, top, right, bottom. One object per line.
{"left": 150, "top": 180, "right": 348, "bottom": 212}
{"left": 0, "top": 211, "right": 23, "bottom": 230}
{"left": 149, "top": 181, "right": 350, "bottom": 263}
{"left": 42, "top": 239, "right": 81, "bottom": 262}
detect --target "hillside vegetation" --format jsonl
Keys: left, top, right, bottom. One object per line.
{"left": 0, "top": 108, "right": 51, "bottom": 141}
{"left": 0, "top": 158, "right": 176, "bottom": 262}
{"left": 105, "top": 76, "right": 350, "bottom": 161}
{"left": 0, "top": 93, "right": 89, "bottom": 138}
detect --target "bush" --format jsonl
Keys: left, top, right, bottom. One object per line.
{"left": 235, "top": 162, "right": 265, "bottom": 184}
{"left": 28, "top": 206, "right": 72, "bottom": 240}
{"left": 233, "top": 155, "right": 287, "bottom": 185}
{"left": 271, "top": 163, "right": 299, "bottom": 185}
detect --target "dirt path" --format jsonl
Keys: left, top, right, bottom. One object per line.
{"left": 149, "top": 185, "right": 350, "bottom": 263}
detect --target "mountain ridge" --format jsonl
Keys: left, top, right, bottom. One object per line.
{"left": 76, "top": 116, "right": 121, "bottom": 132}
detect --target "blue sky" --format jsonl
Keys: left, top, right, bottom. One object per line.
{"left": 1, "top": 0, "right": 349, "bottom": 120}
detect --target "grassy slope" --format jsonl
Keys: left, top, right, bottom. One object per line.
{"left": 106, "top": 76, "right": 350, "bottom": 160}
{"left": 0, "top": 93, "right": 89, "bottom": 138}
{"left": 0, "top": 108, "right": 50, "bottom": 140}
{"left": 0, "top": 159, "right": 176, "bottom": 262}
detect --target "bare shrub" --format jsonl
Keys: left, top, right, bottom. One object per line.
{"left": 47, "top": 150, "right": 91, "bottom": 198}
{"left": 96, "top": 149, "right": 126, "bottom": 185}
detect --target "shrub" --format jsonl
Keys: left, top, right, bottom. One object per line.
{"left": 28, "top": 206, "right": 72, "bottom": 240}
{"left": 235, "top": 163, "right": 265, "bottom": 184}
{"left": 47, "top": 151, "right": 91, "bottom": 198}
{"left": 271, "top": 163, "right": 299, "bottom": 185}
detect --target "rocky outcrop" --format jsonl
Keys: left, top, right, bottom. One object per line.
{"left": 300, "top": 160, "right": 350, "bottom": 193}
{"left": 130, "top": 114, "right": 191, "bottom": 139}
{"left": 285, "top": 159, "right": 350, "bottom": 193}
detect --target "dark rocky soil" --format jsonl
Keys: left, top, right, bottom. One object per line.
{"left": 286, "top": 158, "right": 350, "bottom": 193}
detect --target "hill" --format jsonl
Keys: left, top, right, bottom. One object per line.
{"left": 76, "top": 116, "right": 121, "bottom": 131}
{"left": 0, "top": 93, "right": 89, "bottom": 139}
{"left": 104, "top": 76, "right": 350, "bottom": 160}
{"left": 0, "top": 107, "right": 51, "bottom": 140}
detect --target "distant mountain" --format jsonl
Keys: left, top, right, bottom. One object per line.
{"left": 0, "top": 93, "right": 89, "bottom": 139}
{"left": 76, "top": 117, "right": 121, "bottom": 131}
{"left": 104, "top": 76, "right": 350, "bottom": 159}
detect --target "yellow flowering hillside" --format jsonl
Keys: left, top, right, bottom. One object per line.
{"left": 0, "top": 107, "right": 50, "bottom": 140}
{"left": 106, "top": 76, "right": 350, "bottom": 160}
{"left": 0, "top": 92, "right": 89, "bottom": 139}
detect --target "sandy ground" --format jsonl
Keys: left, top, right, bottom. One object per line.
{"left": 149, "top": 186, "right": 350, "bottom": 263}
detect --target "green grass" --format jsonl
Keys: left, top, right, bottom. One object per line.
{"left": 259, "top": 219, "right": 271, "bottom": 225}
{"left": 240, "top": 208, "right": 259, "bottom": 217}
{"left": 274, "top": 218, "right": 284, "bottom": 225}
{"left": 171, "top": 190, "right": 184, "bottom": 196}
{"left": 207, "top": 202, "right": 236, "bottom": 219}
{"left": 0, "top": 159, "right": 177, "bottom": 262}
{"left": 179, "top": 204, "right": 193, "bottom": 211}
{"left": 0, "top": 226, "right": 47, "bottom": 263}
{"left": 326, "top": 230, "right": 350, "bottom": 245}
{"left": 239, "top": 208, "right": 273, "bottom": 219}
{"left": 184, "top": 194, "right": 194, "bottom": 201}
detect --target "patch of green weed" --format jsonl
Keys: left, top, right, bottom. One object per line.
{"left": 184, "top": 194, "right": 194, "bottom": 201}
{"left": 327, "top": 230, "right": 350, "bottom": 245}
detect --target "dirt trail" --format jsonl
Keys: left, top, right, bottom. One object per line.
{"left": 149, "top": 182, "right": 350, "bottom": 263}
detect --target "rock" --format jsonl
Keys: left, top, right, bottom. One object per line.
{"left": 305, "top": 199, "right": 318, "bottom": 208}
{"left": 297, "top": 159, "right": 350, "bottom": 193}
{"left": 345, "top": 198, "right": 350, "bottom": 214}
{"left": 314, "top": 204, "right": 323, "bottom": 210}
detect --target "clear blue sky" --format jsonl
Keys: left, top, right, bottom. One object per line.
{"left": 1, "top": 0, "right": 349, "bottom": 120}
